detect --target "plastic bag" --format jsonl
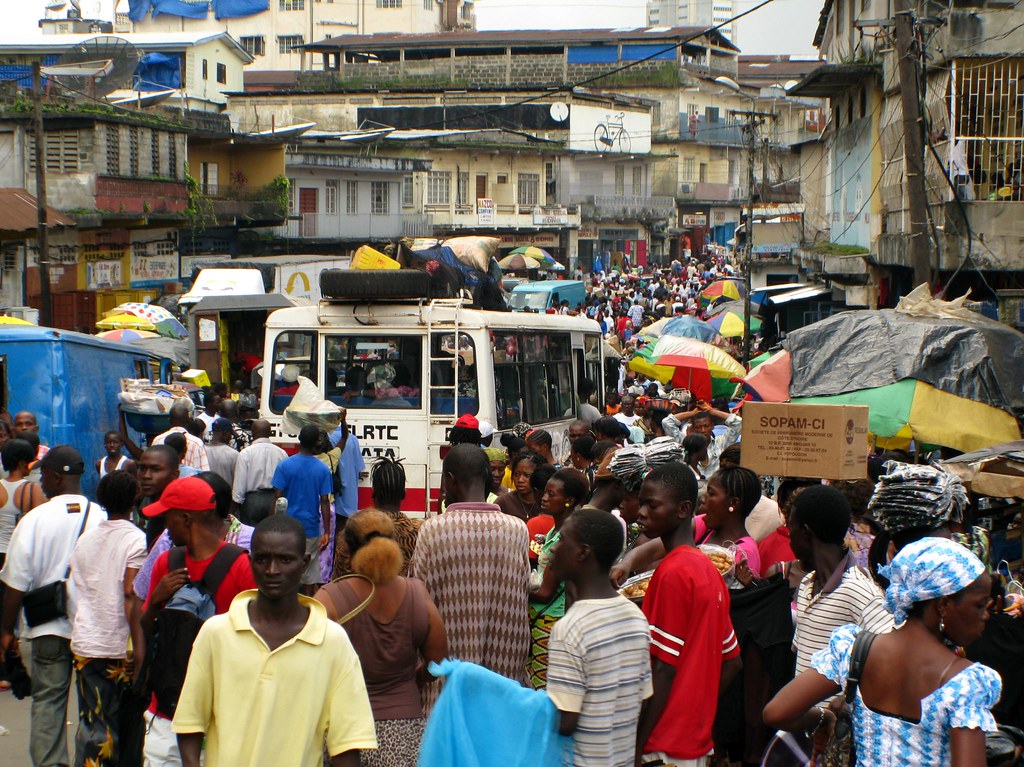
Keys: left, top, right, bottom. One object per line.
{"left": 282, "top": 376, "right": 342, "bottom": 435}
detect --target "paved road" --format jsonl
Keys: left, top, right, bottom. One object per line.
{"left": 0, "top": 688, "right": 77, "bottom": 766}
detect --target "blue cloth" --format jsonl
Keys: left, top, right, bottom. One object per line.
{"left": 272, "top": 454, "right": 332, "bottom": 537}
{"left": 812, "top": 624, "right": 1000, "bottom": 767}
{"left": 419, "top": 659, "right": 571, "bottom": 767}
{"left": 151, "top": 0, "right": 210, "bottom": 18}
{"left": 214, "top": 0, "right": 269, "bottom": 18}
{"left": 127, "top": 0, "right": 152, "bottom": 21}
{"left": 135, "top": 53, "right": 181, "bottom": 92}
{"left": 328, "top": 428, "right": 365, "bottom": 518}
{"left": 878, "top": 537, "right": 986, "bottom": 624}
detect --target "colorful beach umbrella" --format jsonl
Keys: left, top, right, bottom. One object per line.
{"left": 639, "top": 315, "right": 719, "bottom": 344}
{"left": 498, "top": 253, "right": 541, "bottom": 271}
{"left": 793, "top": 378, "right": 1021, "bottom": 454}
{"left": 96, "top": 313, "right": 158, "bottom": 331}
{"left": 700, "top": 279, "right": 745, "bottom": 308}
{"left": 96, "top": 328, "right": 159, "bottom": 342}
{"left": 107, "top": 302, "right": 176, "bottom": 324}
{"left": 707, "top": 310, "right": 762, "bottom": 338}
{"left": 509, "top": 246, "right": 554, "bottom": 263}
{"left": 629, "top": 335, "right": 744, "bottom": 402}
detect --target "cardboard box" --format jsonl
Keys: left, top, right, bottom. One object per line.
{"left": 181, "top": 368, "right": 212, "bottom": 388}
{"left": 740, "top": 402, "right": 869, "bottom": 480}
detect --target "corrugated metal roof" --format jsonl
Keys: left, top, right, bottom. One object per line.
{"left": 0, "top": 188, "right": 75, "bottom": 235}
{"left": 305, "top": 26, "right": 738, "bottom": 53}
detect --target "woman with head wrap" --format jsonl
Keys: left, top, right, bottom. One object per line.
{"left": 765, "top": 538, "right": 999, "bottom": 767}
{"left": 483, "top": 447, "right": 508, "bottom": 500}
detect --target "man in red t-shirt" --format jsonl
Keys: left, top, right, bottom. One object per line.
{"left": 139, "top": 476, "right": 256, "bottom": 767}
{"left": 635, "top": 463, "right": 742, "bottom": 766}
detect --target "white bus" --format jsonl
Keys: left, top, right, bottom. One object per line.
{"left": 259, "top": 271, "right": 604, "bottom": 515}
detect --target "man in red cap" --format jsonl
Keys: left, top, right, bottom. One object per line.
{"left": 450, "top": 414, "right": 482, "bottom": 446}
{"left": 138, "top": 476, "right": 255, "bottom": 767}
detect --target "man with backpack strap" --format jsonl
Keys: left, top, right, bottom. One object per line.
{"left": 138, "top": 476, "right": 256, "bottom": 767}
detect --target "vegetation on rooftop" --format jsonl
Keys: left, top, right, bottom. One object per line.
{"left": 811, "top": 241, "right": 870, "bottom": 255}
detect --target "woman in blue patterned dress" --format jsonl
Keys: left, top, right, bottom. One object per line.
{"left": 764, "top": 537, "right": 1000, "bottom": 767}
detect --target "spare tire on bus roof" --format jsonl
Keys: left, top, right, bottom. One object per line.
{"left": 320, "top": 269, "right": 432, "bottom": 300}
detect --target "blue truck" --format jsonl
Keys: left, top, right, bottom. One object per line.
{"left": 0, "top": 326, "right": 172, "bottom": 497}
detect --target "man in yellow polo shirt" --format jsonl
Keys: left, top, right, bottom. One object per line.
{"left": 173, "top": 514, "right": 377, "bottom": 767}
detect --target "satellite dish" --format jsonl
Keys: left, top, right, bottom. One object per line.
{"left": 43, "top": 36, "right": 142, "bottom": 99}
{"left": 549, "top": 102, "right": 569, "bottom": 123}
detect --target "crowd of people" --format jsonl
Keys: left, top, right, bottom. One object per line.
{"left": 0, "top": 258, "right": 1021, "bottom": 767}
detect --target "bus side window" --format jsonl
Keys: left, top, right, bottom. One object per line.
{"left": 269, "top": 331, "right": 316, "bottom": 414}
{"left": 430, "top": 333, "right": 477, "bottom": 416}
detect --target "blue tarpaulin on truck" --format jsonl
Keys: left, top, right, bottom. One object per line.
{"left": 127, "top": 0, "right": 152, "bottom": 21}
{"left": 135, "top": 52, "right": 182, "bottom": 91}
{"left": 215, "top": 0, "right": 269, "bottom": 18}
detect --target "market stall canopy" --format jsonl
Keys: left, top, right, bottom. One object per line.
{"left": 700, "top": 278, "right": 745, "bottom": 308}
{"left": 630, "top": 335, "right": 744, "bottom": 402}
{"left": 497, "top": 254, "right": 541, "bottom": 271}
{"left": 785, "top": 288, "right": 1024, "bottom": 415}
{"left": 0, "top": 188, "right": 74, "bottom": 239}
{"left": 793, "top": 378, "right": 1021, "bottom": 454}
{"left": 943, "top": 440, "right": 1024, "bottom": 498}
{"left": 707, "top": 310, "right": 762, "bottom": 338}
{"left": 0, "top": 315, "right": 33, "bottom": 325}
{"left": 96, "top": 313, "right": 158, "bottom": 331}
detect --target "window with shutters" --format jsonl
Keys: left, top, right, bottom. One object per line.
{"left": 346, "top": 180, "right": 358, "bottom": 214}
{"left": 216, "top": 63, "right": 227, "bottom": 84}
{"left": 402, "top": 174, "right": 414, "bottom": 208}
{"left": 377, "top": 0, "right": 402, "bottom": 7}
{"left": 325, "top": 180, "right": 339, "bottom": 214}
{"left": 241, "top": 36, "right": 265, "bottom": 57}
{"left": 517, "top": 173, "right": 539, "bottom": 207}
{"left": 632, "top": 166, "right": 643, "bottom": 195}
{"left": 456, "top": 172, "right": 469, "bottom": 206}
{"left": 278, "top": 35, "right": 304, "bottom": 54}
{"left": 426, "top": 171, "right": 451, "bottom": 205}
{"left": 371, "top": 182, "right": 390, "bottom": 216}
{"left": 28, "top": 130, "right": 80, "bottom": 173}
{"left": 280, "top": 0, "right": 304, "bottom": 9}
{"left": 614, "top": 165, "right": 624, "bottom": 195}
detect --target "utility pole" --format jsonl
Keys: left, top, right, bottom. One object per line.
{"left": 32, "top": 62, "right": 52, "bottom": 328}
{"left": 732, "top": 108, "right": 773, "bottom": 367}
{"left": 894, "top": 0, "right": 932, "bottom": 288}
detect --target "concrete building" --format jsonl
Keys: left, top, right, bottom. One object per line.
{"left": 647, "top": 0, "right": 738, "bottom": 44}
{"left": 0, "top": 31, "right": 253, "bottom": 111}
{"left": 119, "top": 0, "right": 475, "bottom": 72}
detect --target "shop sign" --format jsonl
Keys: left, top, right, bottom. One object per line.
{"left": 600, "top": 228, "right": 640, "bottom": 240}
{"left": 681, "top": 214, "right": 707, "bottom": 227}
{"left": 498, "top": 232, "right": 560, "bottom": 248}
{"left": 577, "top": 225, "right": 598, "bottom": 239}
{"left": 131, "top": 256, "right": 179, "bottom": 284}
{"left": 477, "top": 198, "right": 495, "bottom": 226}
{"left": 752, "top": 243, "right": 797, "bottom": 254}
{"left": 533, "top": 207, "right": 569, "bottom": 226}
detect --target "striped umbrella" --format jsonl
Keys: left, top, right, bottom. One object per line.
{"left": 707, "top": 310, "right": 762, "bottom": 338}
{"left": 700, "top": 279, "right": 745, "bottom": 308}
{"left": 639, "top": 315, "right": 719, "bottom": 343}
{"left": 629, "top": 335, "right": 744, "bottom": 402}
{"left": 96, "top": 328, "right": 159, "bottom": 342}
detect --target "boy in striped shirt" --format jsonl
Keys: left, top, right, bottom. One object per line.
{"left": 635, "top": 463, "right": 742, "bottom": 767}
{"left": 546, "top": 508, "right": 652, "bottom": 767}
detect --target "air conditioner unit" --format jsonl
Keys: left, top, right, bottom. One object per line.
{"left": 680, "top": 183, "right": 694, "bottom": 194}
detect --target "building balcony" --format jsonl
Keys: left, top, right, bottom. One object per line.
{"left": 425, "top": 203, "right": 581, "bottom": 230}
{"left": 202, "top": 184, "right": 288, "bottom": 226}
{"left": 679, "top": 115, "right": 747, "bottom": 147}
{"left": 575, "top": 195, "right": 674, "bottom": 222}
{"left": 282, "top": 212, "right": 434, "bottom": 241}
{"left": 677, "top": 182, "right": 748, "bottom": 203}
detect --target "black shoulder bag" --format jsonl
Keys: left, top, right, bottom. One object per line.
{"left": 22, "top": 501, "right": 93, "bottom": 628}
{"left": 818, "top": 630, "right": 877, "bottom": 767}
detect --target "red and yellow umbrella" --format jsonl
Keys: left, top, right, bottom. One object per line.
{"left": 700, "top": 279, "right": 745, "bottom": 308}
{"left": 629, "top": 335, "right": 744, "bottom": 402}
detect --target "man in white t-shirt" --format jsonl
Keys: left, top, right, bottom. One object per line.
{"left": 1, "top": 446, "right": 106, "bottom": 767}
